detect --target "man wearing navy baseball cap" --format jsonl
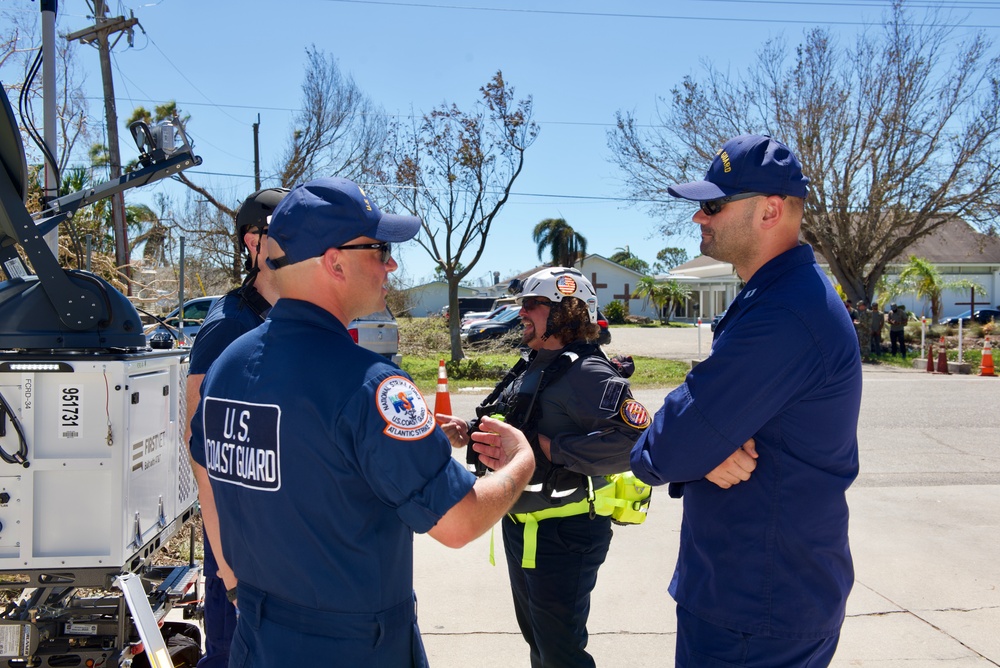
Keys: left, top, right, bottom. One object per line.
{"left": 190, "top": 176, "right": 536, "bottom": 666}
{"left": 631, "top": 135, "right": 862, "bottom": 667}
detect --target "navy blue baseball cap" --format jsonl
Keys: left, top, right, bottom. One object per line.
{"left": 667, "top": 134, "right": 809, "bottom": 201}
{"left": 267, "top": 177, "right": 421, "bottom": 266}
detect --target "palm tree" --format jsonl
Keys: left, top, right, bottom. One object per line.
{"left": 896, "top": 255, "right": 985, "bottom": 321}
{"left": 661, "top": 279, "right": 692, "bottom": 322}
{"left": 609, "top": 245, "right": 650, "bottom": 274}
{"left": 532, "top": 218, "right": 587, "bottom": 267}
{"left": 633, "top": 276, "right": 691, "bottom": 323}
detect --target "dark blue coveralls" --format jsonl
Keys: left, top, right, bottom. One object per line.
{"left": 631, "top": 244, "right": 862, "bottom": 667}
{"left": 187, "top": 289, "right": 268, "bottom": 668}
{"left": 190, "top": 299, "right": 475, "bottom": 667}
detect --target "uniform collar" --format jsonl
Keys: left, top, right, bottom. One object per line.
{"left": 738, "top": 244, "right": 815, "bottom": 305}
{"left": 268, "top": 298, "right": 352, "bottom": 337}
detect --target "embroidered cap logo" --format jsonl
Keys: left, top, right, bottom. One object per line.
{"left": 719, "top": 150, "right": 732, "bottom": 174}
{"left": 357, "top": 185, "right": 373, "bottom": 212}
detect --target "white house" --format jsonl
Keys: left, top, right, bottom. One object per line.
{"left": 574, "top": 254, "right": 658, "bottom": 319}
{"left": 658, "top": 255, "right": 742, "bottom": 322}
{"left": 404, "top": 256, "right": 659, "bottom": 320}
{"left": 400, "top": 281, "right": 479, "bottom": 317}
{"left": 660, "top": 218, "right": 1000, "bottom": 321}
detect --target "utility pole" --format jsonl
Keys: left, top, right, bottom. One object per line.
{"left": 67, "top": 0, "right": 138, "bottom": 291}
{"left": 40, "top": 0, "right": 59, "bottom": 255}
{"left": 252, "top": 114, "right": 261, "bottom": 191}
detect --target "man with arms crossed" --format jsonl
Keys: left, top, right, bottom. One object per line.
{"left": 631, "top": 135, "right": 862, "bottom": 667}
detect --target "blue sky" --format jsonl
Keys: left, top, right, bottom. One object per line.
{"left": 6, "top": 0, "right": 1000, "bottom": 288}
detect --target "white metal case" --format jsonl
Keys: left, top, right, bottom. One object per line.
{"left": 0, "top": 350, "right": 197, "bottom": 572}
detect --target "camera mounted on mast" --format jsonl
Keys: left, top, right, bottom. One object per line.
{"left": 0, "top": 85, "right": 201, "bottom": 351}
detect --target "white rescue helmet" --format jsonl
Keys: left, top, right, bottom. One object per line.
{"left": 511, "top": 267, "right": 598, "bottom": 323}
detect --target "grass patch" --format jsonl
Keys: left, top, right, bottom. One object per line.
{"left": 398, "top": 317, "right": 691, "bottom": 392}
{"left": 402, "top": 353, "right": 689, "bottom": 393}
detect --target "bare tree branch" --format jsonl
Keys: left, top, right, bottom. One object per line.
{"left": 608, "top": 2, "right": 1000, "bottom": 302}
{"left": 381, "top": 71, "right": 538, "bottom": 360}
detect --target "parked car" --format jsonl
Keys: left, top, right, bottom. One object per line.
{"left": 348, "top": 307, "right": 402, "bottom": 365}
{"left": 461, "top": 306, "right": 524, "bottom": 344}
{"left": 710, "top": 310, "right": 727, "bottom": 332}
{"left": 461, "top": 305, "right": 611, "bottom": 347}
{"left": 596, "top": 309, "right": 611, "bottom": 345}
{"left": 462, "top": 304, "right": 521, "bottom": 328}
{"left": 939, "top": 308, "right": 1000, "bottom": 326}
{"left": 461, "top": 304, "right": 509, "bottom": 328}
{"left": 146, "top": 296, "right": 221, "bottom": 346}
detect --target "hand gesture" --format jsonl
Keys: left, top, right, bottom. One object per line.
{"left": 435, "top": 413, "right": 470, "bottom": 449}
{"left": 705, "top": 438, "right": 758, "bottom": 489}
{"left": 469, "top": 416, "right": 530, "bottom": 472}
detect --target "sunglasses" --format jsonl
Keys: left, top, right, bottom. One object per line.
{"left": 699, "top": 192, "right": 784, "bottom": 216}
{"left": 337, "top": 241, "right": 393, "bottom": 263}
{"left": 521, "top": 297, "right": 551, "bottom": 311}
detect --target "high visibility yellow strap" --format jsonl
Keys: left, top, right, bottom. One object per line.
{"left": 521, "top": 516, "right": 539, "bottom": 569}
{"left": 509, "top": 485, "right": 620, "bottom": 568}
{"left": 489, "top": 525, "right": 496, "bottom": 567}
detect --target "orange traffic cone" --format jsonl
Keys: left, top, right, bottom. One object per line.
{"left": 434, "top": 360, "right": 452, "bottom": 420}
{"left": 935, "top": 336, "right": 951, "bottom": 374}
{"left": 980, "top": 336, "right": 996, "bottom": 377}
{"left": 925, "top": 344, "right": 935, "bottom": 373}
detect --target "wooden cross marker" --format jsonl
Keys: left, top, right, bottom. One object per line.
{"left": 613, "top": 284, "right": 631, "bottom": 302}
{"left": 590, "top": 273, "right": 607, "bottom": 290}
{"left": 954, "top": 287, "right": 984, "bottom": 317}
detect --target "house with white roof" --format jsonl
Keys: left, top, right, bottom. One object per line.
{"left": 660, "top": 218, "right": 1000, "bottom": 321}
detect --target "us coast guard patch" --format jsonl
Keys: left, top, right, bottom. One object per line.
{"left": 376, "top": 376, "right": 435, "bottom": 440}
{"left": 203, "top": 398, "right": 281, "bottom": 491}
{"left": 620, "top": 399, "right": 651, "bottom": 429}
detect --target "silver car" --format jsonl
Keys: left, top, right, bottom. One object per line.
{"left": 348, "top": 307, "right": 403, "bottom": 366}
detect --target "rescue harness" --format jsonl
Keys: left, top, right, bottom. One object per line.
{"left": 475, "top": 343, "right": 652, "bottom": 568}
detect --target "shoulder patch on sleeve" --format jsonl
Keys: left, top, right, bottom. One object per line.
{"left": 599, "top": 378, "right": 628, "bottom": 412}
{"left": 375, "top": 376, "right": 435, "bottom": 441}
{"left": 620, "top": 399, "right": 651, "bottom": 430}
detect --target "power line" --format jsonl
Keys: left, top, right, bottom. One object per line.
{"left": 81, "top": 96, "right": 654, "bottom": 128}
{"left": 135, "top": 26, "right": 251, "bottom": 127}
{"left": 319, "top": 0, "right": 1000, "bottom": 28}
{"left": 176, "top": 168, "right": 662, "bottom": 203}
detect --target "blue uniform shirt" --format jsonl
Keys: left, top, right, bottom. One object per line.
{"left": 190, "top": 299, "right": 476, "bottom": 614}
{"left": 631, "top": 244, "right": 861, "bottom": 639}
{"left": 188, "top": 289, "right": 266, "bottom": 375}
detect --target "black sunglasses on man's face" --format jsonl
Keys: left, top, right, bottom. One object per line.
{"left": 337, "top": 241, "right": 393, "bottom": 264}
{"left": 699, "top": 192, "right": 785, "bottom": 216}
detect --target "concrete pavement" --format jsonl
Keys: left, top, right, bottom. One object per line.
{"left": 416, "top": 365, "right": 1000, "bottom": 666}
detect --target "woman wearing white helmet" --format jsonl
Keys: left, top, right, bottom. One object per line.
{"left": 440, "top": 265, "right": 650, "bottom": 667}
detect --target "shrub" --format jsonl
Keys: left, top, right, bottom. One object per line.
{"left": 604, "top": 300, "right": 627, "bottom": 324}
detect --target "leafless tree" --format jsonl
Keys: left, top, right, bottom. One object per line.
{"left": 131, "top": 45, "right": 388, "bottom": 284}
{"left": 380, "top": 70, "right": 539, "bottom": 360}
{"left": 171, "top": 193, "right": 242, "bottom": 292}
{"left": 277, "top": 46, "right": 388, "bottom": 187}
{"left": 608, "top": 1, "right": 1000, "bottom": 303}
{"left": 1, "top": 9, "right": 90, "bottom": 187}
